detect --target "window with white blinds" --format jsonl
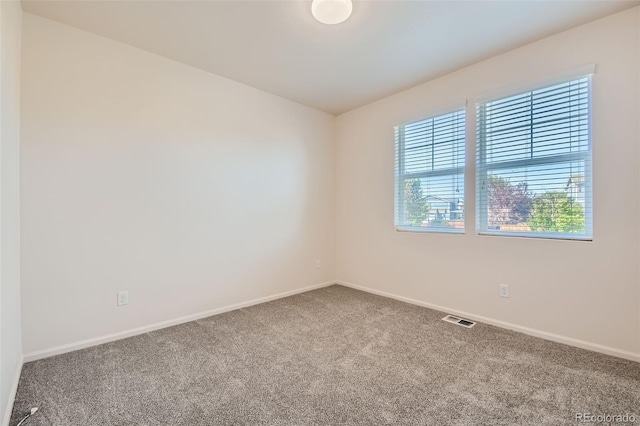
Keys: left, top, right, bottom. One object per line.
{"left": 395, "top": 109, "right": 465, "bottom": 233}
{"left": 476, "top": 76, "right": 592, "bottom": 240}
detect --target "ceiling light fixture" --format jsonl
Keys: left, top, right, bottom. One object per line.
{"left": 311, "top": 0, "right": 353, "bottom": 25}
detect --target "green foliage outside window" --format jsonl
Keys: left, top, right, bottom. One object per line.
{"left": 404, "top": 178, "right": 428, "bottom": 226}
{"left": 529, "top": 191, "right": 585, "bottom": 233}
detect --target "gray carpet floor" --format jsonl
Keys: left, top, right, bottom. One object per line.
{"left": 10, "top": 285, "right": 640, "bottom": 425}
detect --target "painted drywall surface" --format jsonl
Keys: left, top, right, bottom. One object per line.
{"left": 20, "top": 13, "right": 336, "bottom": 354}
{"left": 0, "top": 0, "right": 22, "bottom": 422}
{"left": 336, "top": 7, "right": 640, "bottom": 354}
{"left": 637, "top": 6, "right": 640, "bottom": 361}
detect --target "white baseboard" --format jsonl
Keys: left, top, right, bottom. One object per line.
{"left": 336, "top": 280, "right": 640, "bottom": 363}
{"left": 24, "top": 281, "right": 336, "bottom": 363}
{"left": 2, "top": 357, "right": 23, "bottom": 426}
{"left": 24, "top": 279, "right": 639, "bottom": 364}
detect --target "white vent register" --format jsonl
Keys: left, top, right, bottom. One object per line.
{"left": 442, "top": 315, "right": 476, "bottom": 328}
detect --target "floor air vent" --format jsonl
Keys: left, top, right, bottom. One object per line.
{"left": 442, "top": 315, "right": 476, "bottom": 328}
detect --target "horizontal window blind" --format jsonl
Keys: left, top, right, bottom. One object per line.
{"left": 395, "top": 109, "right": 465, "bottom": 232}
{"left": 476, "top": 76, "right": 592, "bottom": 239}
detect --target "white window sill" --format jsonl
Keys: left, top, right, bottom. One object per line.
{"left": 395, "top": 226, "right": 465, "bottom": 235}
{"left": 477, "top": 231, "right": 592, "bottom": 241}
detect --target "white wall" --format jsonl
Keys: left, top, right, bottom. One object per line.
{"left": 20, "top": 13, "right": 336, "bottom": 356}
{"left": 336, "top": 7, "right": 640, "bottom": 359}
{"left": 18, "top": 5, "right": 640, "bottom": 364}
{"left": 0, "top": 0, "right": 22, "bottom": 423}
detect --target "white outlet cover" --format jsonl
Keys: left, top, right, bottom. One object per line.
{"left": 117, "top": 291, "right": 129, "bottom": 306}
{"left": 499, "top": 285, "right": 509, "bottom": 298}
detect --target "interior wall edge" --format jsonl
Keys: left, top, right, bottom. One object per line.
{"left": 0, "top": 0, "right": 23, "bottom": 423}
{"left": 336, "top": 280, "right": 640, "bottom": 363}
{"left": 1, "top": 357, "right": 23, "bottom": 426}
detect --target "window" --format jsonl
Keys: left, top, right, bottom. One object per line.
{"left": 395, "top": 109, "right": 466, "bottom": 233}
{"left": 476, "top": 76, "right": 592, "bottom": 240}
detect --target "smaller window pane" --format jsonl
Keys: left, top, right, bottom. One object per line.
{"left": 395, "top": 109, "right": 466, "bottom": 233}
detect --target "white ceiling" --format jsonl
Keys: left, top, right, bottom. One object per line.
{"left": 22, "top": 0, "right": 639, "bottom": 115}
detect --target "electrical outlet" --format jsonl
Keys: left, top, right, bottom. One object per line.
{"left": 499, "top": 285, "right": 509, "bottom": 298}
{"left": 316, "top": 260, "right": 321, "bottom": 269}
{"left": 117, "top": 291, "right": 129, "bottom": 306}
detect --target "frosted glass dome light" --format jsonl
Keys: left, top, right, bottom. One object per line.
{"left": 311, "top": 0, "right": 353, "bottom": 25}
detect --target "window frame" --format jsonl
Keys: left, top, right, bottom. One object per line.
{"left": 394, "top": 107, "right": 467, "bottom": 234}
{"left": 475, "top": 75, "right": 593, "bottom": 241}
